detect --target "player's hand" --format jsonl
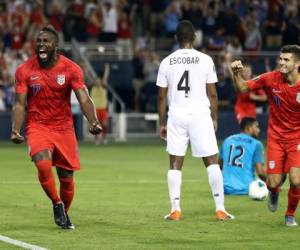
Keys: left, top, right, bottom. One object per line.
{"left": 159, "top": 125, "right": 167, "bottom": 141}
{"left": 212, "top": 119, "right": 218, "bottom": 132}
{"left": 11, "top": 130, "right": 24, "bottom": 144}
{"left": 89, "top": 120, "right": 103, "bottom": 135}
{"left": 231, "top": 60, "right": 243, "bottom": 74}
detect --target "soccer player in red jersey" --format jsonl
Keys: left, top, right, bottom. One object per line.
{"left": 226, "top": 56, "right": 267, "bottom": 123}
{"left": 231, "top": 45, "right": 300, "bottom": 227}
{"left": 11, "top": 25, "right": 102, "bottom": 229}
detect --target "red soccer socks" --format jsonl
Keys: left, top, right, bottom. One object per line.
{"left": 59, "top": 177, "right": 75, "bottom": 212}
{"left": 35, "top": 160, "right": 61, "bottom": 204}
{"left": 286, "top": 187, "right": 300, "bottom": 216}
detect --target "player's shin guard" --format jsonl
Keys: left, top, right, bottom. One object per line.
{"left": 167, "top": 170, "right": 182, "bottom": 212}
{"left": 286, "top": 187, "right": 300, "bottom": 216}
{"left": 59, "top": 176, "right": 75, "bottom": 212}
{"left": 35, "top": 160, "right": 61, "bottom": 204}
{"left": 206, "top": 164, "right": 225, "bottom": 211}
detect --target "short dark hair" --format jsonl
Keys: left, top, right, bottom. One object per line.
{"left": 240, "top": 117, "right": 257, "bottom": 131}
{"left": 176, "top": 20, "right": 195, "bottom": 44}
{"left": 280, "top": 45, "right": 300, "bottom": 61}
{"left": 40, "top": 25, "right": 59, "bottom": 43}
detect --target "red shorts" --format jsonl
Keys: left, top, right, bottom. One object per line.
{"left": 26, "top": 124, "right": 80, "bottom": 171}
{"left": 96, "top": 108, "right": 108, "bottom": 123}
{"left": 267, "top": 135, "right": 300, "bottom": 174}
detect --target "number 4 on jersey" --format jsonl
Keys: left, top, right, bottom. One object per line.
{"left": 177, "top": 70, "right": 190, "bottom": 97}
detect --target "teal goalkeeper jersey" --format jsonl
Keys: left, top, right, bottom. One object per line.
{"left": 220, "top": 133, "right": 264, "bottom": 195}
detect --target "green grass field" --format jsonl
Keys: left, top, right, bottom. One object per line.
{"left": 0, "top": 140, "right": 299, "bottom": 250}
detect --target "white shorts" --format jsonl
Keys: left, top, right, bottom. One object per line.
{"left": 166, "top": 112, "right": 219, "bottom": 157}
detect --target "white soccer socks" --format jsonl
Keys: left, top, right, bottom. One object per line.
{"left": 167, "top": 169, "right": 182, "bottom": 212}
{"left": 206, "top": 164, "right": 225, "bottom": 212}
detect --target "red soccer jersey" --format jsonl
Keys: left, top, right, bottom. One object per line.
{"left": 15, "top": 55, "right": 86, "bottom": 131}
{"left": 235, "top": 89, "right": 266, "bottom": 121}
{"left": 247, "top": 70, "right": 300, "bottom": 141}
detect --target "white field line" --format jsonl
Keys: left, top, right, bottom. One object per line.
{"left": 0, "top": 234, "right": 48, "bottom": 250}
{"left": 0, "top": 179, "right": 199, "bottom": 184}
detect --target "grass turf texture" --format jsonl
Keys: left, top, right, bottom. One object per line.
{"left": 0, "top": 140, "right": 299, "bottom": 250}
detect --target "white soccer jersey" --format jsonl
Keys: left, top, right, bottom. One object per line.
{"left": 156, "top": 48, "right": 218, "bottom": 115}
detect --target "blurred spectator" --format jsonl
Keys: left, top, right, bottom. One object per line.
{"left": 207, "top": 27, "right": 226, "bottom": 51}
{"left": 86, "top": 4, "right": 102, "bottom": 42}
{"left": 90, "top": 64, "right": 110, "bottom": 145}
{"left": 164, "top": 0, "right": 181, "bottom": 37}
{"left": 139, "top": 51, "right": 159, "bottom": 112}
{"left": 132, "top": 46, "right": 145, "bottom": 111}
{"left": 263, "top": 4, "right": 284, "bottom": 49}
{"left": 226, "top": 37, "right": 243, "bottom": 57}
{"left": 117, "top": 10, "right": 132, "bottom": 54}
{"left": 181, "top": 0, "right": 203, "bottom": 31}
{"left": 48, "top": 1, "right": 65, "bottom": 45}
{"left": 99, "top": 1, "right": 118, "bottom": 42}
{"left": 282, "top": 8, "right": 300, "bottom": 45}
{"left": 0, "top": 89, "right": 5, "bottom": 111}
{"left": 27, "top": 1, "right": 47, "bottom": 41}
{"left": 243, "top": 19, "right": 262, "bottom": 53}
{"left": 63, "top": 0, "right": 86, "bottom": 42}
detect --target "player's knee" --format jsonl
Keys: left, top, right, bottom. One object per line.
{"left": 32, "top": 150, "right": 52, "bottom": 162}
{"left": 267, "top": 175, "right": 281, "bottom": 188}
{"left": 56, "top": 167, "right": 74, "bottom": 178}
{"left": 35, "top": 160, "right": 53, "bottom": 181}
{"left": 289, "top": 175, "right": 300, "bottom": 188}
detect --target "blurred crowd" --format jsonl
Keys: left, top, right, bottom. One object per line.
{"left": 1, "top": 0, "right": 300, "bottom": 112}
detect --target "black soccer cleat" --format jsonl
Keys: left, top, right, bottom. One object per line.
{"left": 267, "top": 191, "right": 279, "bottom": 212}
{"left": 53, "top": 202, "right": 67, "bottom": 226}
{"left": 61, "top": 213, "right": 75, "bottom": 230}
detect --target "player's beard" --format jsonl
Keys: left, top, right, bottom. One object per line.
{"left": 38, "top": 49, "right": 56, "bottom": 68}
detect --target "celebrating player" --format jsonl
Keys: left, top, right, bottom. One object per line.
{"left": 225, "top": 54, "right": 267, "bottom": 123}
{"left": 231, "top": 45, "right": 300, "bottom": 227}
{"left": 11, "top": 25, "right": 102, "bottom": 229}
{"left": 157, "top": 20, "right": 234, "bottom": 221}
{"left": 219, "top": 117, "right": 266, "bottom": 195}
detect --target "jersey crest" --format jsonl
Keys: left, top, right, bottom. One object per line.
{"left": 57, "top": 74, "right": 65, "bottom": 85}
{"left": 296, "top": 93, "right": 300, "bottom": 103}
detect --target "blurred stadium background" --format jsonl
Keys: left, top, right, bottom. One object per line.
{"left": 0, "top": 0, "right": 299, "bottom": 141}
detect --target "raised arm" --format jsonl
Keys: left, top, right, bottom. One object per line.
{"left": 101, "top": 63, "right": 110, "bottom": 87}
{"left": 74, "top": 88, "right": 102, "bottom": 135}
{"left": 230, "top": 60, "right": 250, "bottom": 93}
{"left": 11, "top": 93, "right": 27, "bottom": 144}
{"left": 206, "top": 83, "right": 218, "bottom": 131}
{"left": 157, "top": 86, "right": 168, "bottom": 140}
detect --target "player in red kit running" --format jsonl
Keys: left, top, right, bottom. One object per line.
{"left": 11, "top": 25, "right": 102, "bottom": 229}
{"left": 231, "top": 45, "right": 300, "bottom": 227}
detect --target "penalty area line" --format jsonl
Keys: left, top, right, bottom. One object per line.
{"left": 0, "top": 234, "right": 48, "bottom": 250}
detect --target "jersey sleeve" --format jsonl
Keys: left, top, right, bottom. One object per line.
{"left": 253, "top": 141, "right": 264, "bottom": 164}
{"left": 247, "top": 72, "right": 269, "bottom": 90}
{"left": 156, "top": 60, "right": 168, "bottom": 88}
{"left": 15, "top": 66, "right": 28, "bottom": 94}
{"left": 70, "top": 63, "right": 86, "bottom": 90}
{"left": 206, "top": 57, "right": 218, "bottom": 84}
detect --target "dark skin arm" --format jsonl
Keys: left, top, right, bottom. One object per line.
{"left": 75, "top": 88, "right": 102, "bottom": 135}
{"left": 11, "top": 93, "right": 26, "bottom": 144}
{"left": 206, "top": 83, "right": 218, "bottom": 131}
{"left": 255, "top": 163, "right": 267, "bottom": 182}
{"left": 157, "top": 86, "right": 168, "bottom": 140}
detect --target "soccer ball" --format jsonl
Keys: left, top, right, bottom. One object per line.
{"left": 248, "top": 180, "right": 268, "bottom": 201}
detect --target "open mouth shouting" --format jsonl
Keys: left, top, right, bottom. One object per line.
{"left": 38, "top": 48, "right": 48, "bottom": 60}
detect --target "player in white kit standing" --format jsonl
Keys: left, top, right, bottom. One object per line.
{"left": 156, "top": 20, "right": 234, "bottom": 221}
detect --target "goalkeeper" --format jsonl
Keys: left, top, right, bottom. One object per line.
{"left": 219, "top": 117, "right": 266, "bottom": 195}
